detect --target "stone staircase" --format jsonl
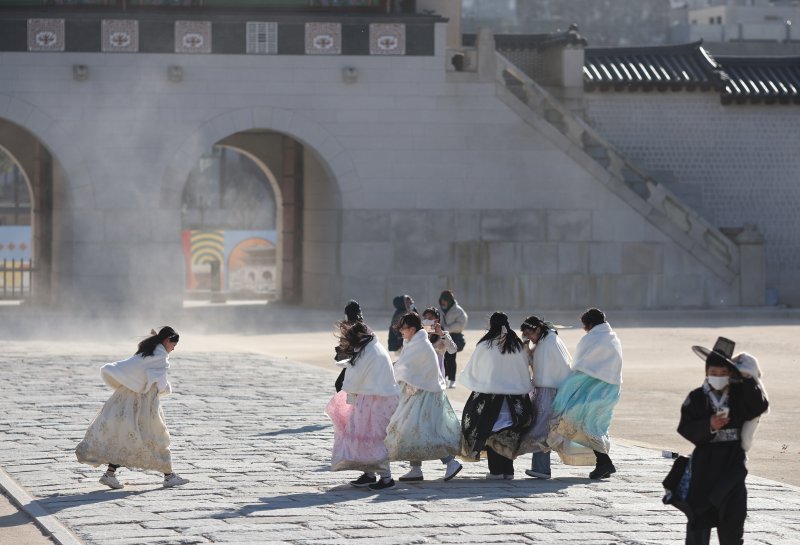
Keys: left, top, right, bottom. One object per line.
{"left": 494, "top": 51, "right": 739, "bottom": 283}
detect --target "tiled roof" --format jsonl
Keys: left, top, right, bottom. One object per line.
{"left": 584, "top": 41, "right": 724, "bottom": 92}
{"left": 583, "top": 41, "right": 800, "bottom": 104}
{"left": 715, "top": 56, "right": 800, "bottom": 104}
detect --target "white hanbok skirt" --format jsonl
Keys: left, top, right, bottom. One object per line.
{"left": 385, "top": 385, "right": 461, "bottom": 462}
{"left": 76, "top": 385, "right": 173, "bottom": 474}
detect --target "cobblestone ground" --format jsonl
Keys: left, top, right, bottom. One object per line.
{"left": 1, "top": 348, "right": 798, "bottom": 545}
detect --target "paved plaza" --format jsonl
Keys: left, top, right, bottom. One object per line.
{"left": 0, "top": 344, "right": 799, "bottom": 545}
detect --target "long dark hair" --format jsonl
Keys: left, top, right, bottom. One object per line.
{"left": 336, "top": 320, "right": 375, "bottom": 366}
{"left": 521, "top": 315, "right": 555, "bottom": 340}
{"left": 136, "top": 326, "right": 179, "bottom": 357}
{"left": 478, "top": 312, "right": 523, "bottom": 354}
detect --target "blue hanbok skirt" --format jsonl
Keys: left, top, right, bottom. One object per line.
{"left": 548, "top": 371, "right": 620, "bottom": 458}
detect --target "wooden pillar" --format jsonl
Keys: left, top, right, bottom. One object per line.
{"left": 31, "top": 141, "right": 53, "bottom": 306}
{"left": 280, "top": 137, "right": 303, "bottom": 304}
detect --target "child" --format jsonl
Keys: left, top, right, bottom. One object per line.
{"left": 517, "top": 316, "right": 573, "bottom": 479}
{"left": 421, "top": 307, "right": 457, "bottom": 382}
{"left": 547, "top": 308, "right": 623, "bottom": 479}
{"left": 325, "top": 319, "right": 400, "bottom": 491}
{"left": 385, "top": 313, "right": 463, "bottom": 483}
{"left": 670, "top": 337, "right": 769, "bottom": 545}
{"left": 76, "top": 327, "right": 189, "bottom": 489}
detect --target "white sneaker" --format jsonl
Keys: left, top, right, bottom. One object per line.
{"left": 163, "top": 473, "right": 189, "bottom": 488}
{"left": 399, "top": 467, "right": 424, "bottom": 482}
{"left": 485, "top": 473, "right": 504, "bottom": 480}
{"left": 444, "top": 459, "right": 463, "bottom": 481}
{"left": 99, "top": 472, "right": 123, "bottom": 489}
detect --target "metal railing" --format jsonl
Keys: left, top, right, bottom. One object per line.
{"left": 0, "top": 258, "right": 33, "bottom": 301}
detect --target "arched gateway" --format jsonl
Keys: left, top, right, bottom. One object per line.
{"left": 165, "top": 108, "right": 355, "bottom": 307}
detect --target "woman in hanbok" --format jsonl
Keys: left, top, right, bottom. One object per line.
{"left": 517, "top": 316, "right": 573, "bottom": 479}
{"left": 325, "top": 319, "right": 400, "bottom": 491}
{"left": 76, "top": 327, "right": 189, "bottom": 489}
{"left": 385, "top": 312, "right": 463, "bottom": 482}
{"left": 334, "top": 300, "right": 364, "bottom": 392}
{"left": 459, "top": 312, "right": 533, "bottom": 479}
{"left": 548, "top": 308, "right": 623, "bottom": 479}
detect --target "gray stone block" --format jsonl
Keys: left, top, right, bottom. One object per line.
{"left": 340, "top": 274, "right": 386, "bottom": 309}
{"left": 341, "top": 210, "right": 390, "bottom": 242}
{"left": 454, "top": 241, "right": 490, "bottom": 276}
{"left": 589, "top": 242, "right": 622, "bottom": 274}
{"left": 613, "top": 274, "right": 661, "bottom": 309}
{"left": 480, "top": 210, "right": 546, "bottom": 241}
{"left": 340, "top": 242, "right": 392, "bottom": 276}
{"left": 488, "top": 242, "right": 523, "bottom": 274}
{"left": 521, "top": 242, "right": 559, "bottom": 274}
{"left": 622, "top": 243, "right": 664, "bottom": 274}
{"left": 557, "top": 242, "right": 589, "bottom": 274}
{"left": 454, "top": 210, "right": 481, "bottom": 242}
{"left": 547, "top": 209, "right": 591, "bottom": 241}
{"left": 393, "top": 241, "right": 453, "bottom": 275}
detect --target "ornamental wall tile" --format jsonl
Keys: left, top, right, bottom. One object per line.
{"left": 370, "top": 23, "right": 405, "bottom": 56}
{"left": 101, "top": 19, "right": 139, "bottom": 53}
{"left": 305, "top": 22, "right": 341, "bottom": 55}
{"left": 175, "top": 20, "right": 211, "bottom": 54}
{"left": 28, "top": 19, "right": 65, "bottom": 52}
{"left": 246, "top": 22, "right": 278, "bottom": 54}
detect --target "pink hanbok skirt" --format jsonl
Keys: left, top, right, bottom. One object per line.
{"left": 325, "top": 390, "right": 399, "bottom": 473}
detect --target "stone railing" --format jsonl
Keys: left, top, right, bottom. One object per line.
{"left": 495, "top": 51, "right": 740, "bottom": 283}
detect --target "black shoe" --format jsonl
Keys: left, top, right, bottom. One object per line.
{"left": 368, "top": 478, "right": 396, "bottom": 491}
{"left": 349, "top": 473, "right": 377, "bottom": 488}
{"left": 589, "top": 463, "right": 616, "bottom": 480}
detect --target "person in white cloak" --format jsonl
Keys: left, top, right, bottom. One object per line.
{"left": 517, "top": 315, "right": 573, "bottom": 479}
{"left": 459, "top": 312, "right": 533, "bottom": 479}
{"left": 325, "top": 319, "right": 400, "bottom": 491}
{"left": 385, "top": 312, "right": 463, "bottom": 482}
{"left": 548, "top": 308, "right": 623, "bottom": 479}
{"left": 421, "top": 307, "right": 457, "bottom": 381}
{"left": 76, "top": 326, "right": 189, "bottom": 489}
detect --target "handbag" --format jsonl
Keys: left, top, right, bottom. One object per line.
{"left": 662, "top": 455, "right": 692, "bottom": 516}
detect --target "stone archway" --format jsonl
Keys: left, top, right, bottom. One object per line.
{"left": 165, "top": 108, "right": 354, "bottom": 307}
{"left": 0, "top": 119, "right": 54, "bottom": 305}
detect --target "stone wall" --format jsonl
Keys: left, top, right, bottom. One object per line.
{"left": 583, "top": 91, "right": 800, "bottom": 305}
{"left": 0, "top": 22, "right": 745, "bottom": 312}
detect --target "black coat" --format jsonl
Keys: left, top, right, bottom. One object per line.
{"left": 676, "top": 377, "right": 769, "bottom": 529}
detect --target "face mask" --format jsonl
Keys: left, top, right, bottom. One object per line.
{"left": 706, "top": 376, "right": 729, "bottom": 391}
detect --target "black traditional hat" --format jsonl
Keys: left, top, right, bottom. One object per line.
{"left": 691, "top": 337, "right": 738, "bottom": 371}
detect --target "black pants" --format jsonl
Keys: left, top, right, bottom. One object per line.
{"left": 685, "top": 524, "right": 744, "bottom": 545}
{"left": 444, "top": 351, "right": 457, "bottom": 381}
{"left": 487, "top": 446, "right": 514, "bottom": 476}
{"left": 594, "top": 450, "right": 613, "bottom": 466}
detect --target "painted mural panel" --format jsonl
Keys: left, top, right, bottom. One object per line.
{"left": 182, "top": 229, "right": 277, "bottom": 297}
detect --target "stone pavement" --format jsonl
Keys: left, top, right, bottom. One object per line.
{"left": 0, "top": 347, "right": 798, "bottom": 545}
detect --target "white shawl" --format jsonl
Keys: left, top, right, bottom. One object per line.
{"left": 459, "top": 341, "right": 532, "bottom": 395}
{"left": 101, "top": 344, "right": 172, "bottom": 395}
{"left": 532, "top": 332, "right": 573, "bottom": 389}
{"left": 394, "top": 329, "right": 446, "bottom": 392}
{"left": 572, "top": 322, "right": 623, "bottom": 385}
{"left": 340, "top": 338, "right": 399, "bottom": 397}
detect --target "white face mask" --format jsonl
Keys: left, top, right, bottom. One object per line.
{"left": 706, "top": 376, "right": 730, "bottom": 391}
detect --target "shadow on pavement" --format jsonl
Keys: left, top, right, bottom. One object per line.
{"left": 35, "top": 489, "right": 153, "bottom": 514}
{"left": 213, "top": 477, "right": 586, "bottom": 519}
{"left": 257, "top": 424, "right": 330, "bottom": 437}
